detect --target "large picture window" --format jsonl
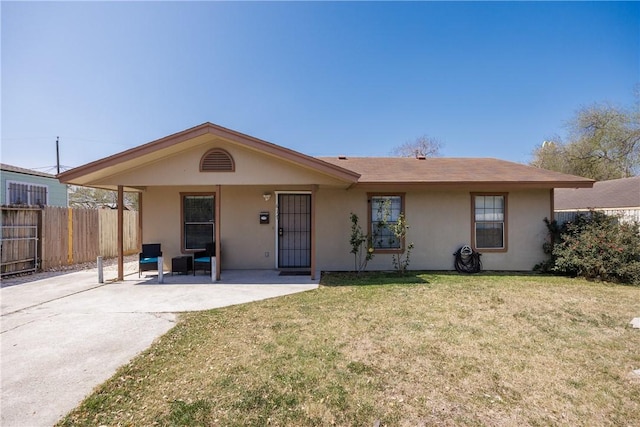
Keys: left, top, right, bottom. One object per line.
{"left": 181, "top": 193, "right": 215, "bottom": 251}
{"left": 369, "top": 194, "right": 404, "bottom": 251}
{"left": 472, "top": 193, "right": 507, "bottom": 250}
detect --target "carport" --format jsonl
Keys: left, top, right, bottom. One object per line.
{"left": 56, "top": 123, "right": 359, "bottom": 282}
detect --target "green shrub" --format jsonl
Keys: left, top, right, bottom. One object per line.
{"left": 539, "top": 211, "right": 640, "bottom": 285}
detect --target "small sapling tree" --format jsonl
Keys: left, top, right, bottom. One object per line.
{"left": 390, "top": 212, "right": 414, "bottom": 275}
{"left": 373, "top": 200, "right": 415, "bottom": 275}
{"left": 349, "top": 212, "right": 374, "bottom": 273}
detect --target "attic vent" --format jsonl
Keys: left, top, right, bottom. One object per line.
{"left": 200, "top": 149, "right": 235, "bottom": 172}
{"left": 417, "top": 155, "right": 426, "bottom": 160}
{"left": 338, "top": 155, "right": 347, "bottom": 160}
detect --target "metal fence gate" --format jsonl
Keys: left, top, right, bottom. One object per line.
{"left": 1, "top": 207, "right": 40, "bottom": 276}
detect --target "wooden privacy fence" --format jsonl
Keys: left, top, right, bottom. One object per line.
{"left": 1, "top": 206, "right": 139, "bottom": 275}
{"left": 99, "top": 209, "right": 139, "bottom": 258}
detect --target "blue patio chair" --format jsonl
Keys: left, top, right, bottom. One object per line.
{"left": 193, "top": 242, "right": 215, "bottom": 275}
{"left": 139, "top": 243, "right": 162, "bottom": 277}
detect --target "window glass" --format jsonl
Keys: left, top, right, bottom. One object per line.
{"left": 184, "top": 196, "right": 214, "bottom": 222}
{"left": 31, "top": 185, "right": 48, "bottom": 206}
{"left": 474, "top": 195, "right": 505, "bottom": 249}
{"left": 371, "top": 195, "right": 402, "bottom": 249}
{"left": 183, "top": 195, "right": 214, "bottom": 251}
{"left": 476, "top": 222, "right": 504, "bottom": 248}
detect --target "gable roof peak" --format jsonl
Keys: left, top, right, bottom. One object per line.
{"left": 57, "top": 122, "right": 360, "bottom": 185}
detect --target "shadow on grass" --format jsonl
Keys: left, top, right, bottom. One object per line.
{"left": 320, "top": 270, "right": 558, "bottom": 286}
{"left": 320, "top": 271, "right": 431, "bottom": 286}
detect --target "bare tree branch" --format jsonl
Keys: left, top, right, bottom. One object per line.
{"left": 391, "top": 135, "right": 442, "bottom": 158}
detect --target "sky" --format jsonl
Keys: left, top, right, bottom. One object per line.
{"left": 2, "top": 1, "right": 638, "bottom": 173}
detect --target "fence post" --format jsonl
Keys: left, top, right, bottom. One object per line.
{"left": 39, "top": 208, "right": 45, "bottom": 271}
{"left": 67, "top": 207, "right": 73, "bottom": 265}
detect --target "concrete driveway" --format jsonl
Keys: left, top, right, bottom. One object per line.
{"left": 1, "top": 268, "right": 318, "bottom": 427}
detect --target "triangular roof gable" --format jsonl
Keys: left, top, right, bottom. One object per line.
{"left": 57, "top": 122, "right": 360, "bottom": 187}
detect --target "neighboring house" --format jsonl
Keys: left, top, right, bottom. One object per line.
{"left": 555, "top": 176, "right": 640, "bottom": 225}
{"left": 1, "top": 164, "right": 68, "bottom": 207}
{"left": 57, "top": 122, "right": 593, "bottom": 279}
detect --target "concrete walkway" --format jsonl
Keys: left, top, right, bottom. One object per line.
{"left": 1, "top": 267, "right": 319, "bottom": 427}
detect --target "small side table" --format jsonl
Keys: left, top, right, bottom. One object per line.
{"left": 171, "top": 256, "right": 193, "bottom": 275}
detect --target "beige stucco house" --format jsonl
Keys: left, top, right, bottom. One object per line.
{"left": 57, "top": 122, "right": 594, "bottom": 280}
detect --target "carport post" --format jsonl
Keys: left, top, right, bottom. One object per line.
{"left": 157, "top": 256, "right": 164, "bottom": 284}
{"left": 97, "top": 256, "right": 104, "bottom": 283}
{"left": 117, "top": 185, "right": 124, "bottom": 281}
{"left": 211, "top": 257, "right": 216, "bottom": 283}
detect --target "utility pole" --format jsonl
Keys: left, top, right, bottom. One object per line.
{"left": 56, "top": 136, "right": 60, "bottom": 174}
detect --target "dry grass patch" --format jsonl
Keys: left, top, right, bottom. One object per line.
{"left": 58, "top": 273, "right": 640, "bottom": 426}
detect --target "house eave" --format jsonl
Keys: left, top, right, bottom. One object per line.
{"left": 352, "top": 180, "right": 595, "bottom": 191}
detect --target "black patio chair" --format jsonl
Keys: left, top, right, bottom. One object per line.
{"left": 193, "top": 242, "right": 215, "bottom": 275}
{"left": 139, "top": 243, "right": 162, "bottom": 277}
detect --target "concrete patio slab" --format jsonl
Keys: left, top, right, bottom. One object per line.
{"left": 1, "top": 267, "right": 318, "bottom": 427}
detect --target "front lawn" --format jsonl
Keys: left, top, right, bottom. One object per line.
{"left": 59, "top": 273, "right": 640, "bottom": 426}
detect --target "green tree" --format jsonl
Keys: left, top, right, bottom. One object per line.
{"left": 529, "top": 139, "right": 568, "bottom": 172}
{"left": 530, "top": 101, "right": 640, "bottom": 180}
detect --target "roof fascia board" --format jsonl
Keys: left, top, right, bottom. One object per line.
{"left": 58, "top": 123, "right": 211, "bottom": 182}
{"left": 352, "top": 181, "right": 595, "bottom": 191}
{"left": 556, "top": 206, "right": 640, "bottom": 212}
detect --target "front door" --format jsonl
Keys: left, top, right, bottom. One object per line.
{"left": 277, "top": 193, "right": 311, "bottom": 268}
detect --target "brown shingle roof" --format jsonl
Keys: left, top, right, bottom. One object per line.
{"left": 555, "top": 176, "right": 640, "bottom": 210}
{"left": 317, "top": 157, "right": 594, "bottom": 188}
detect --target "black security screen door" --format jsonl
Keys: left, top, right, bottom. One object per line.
{"left": 278, "top": 194, "right": 311, "bottom": 268}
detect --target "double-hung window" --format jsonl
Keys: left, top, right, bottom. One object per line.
{"left": 369, "top": 194, "right": 404, "bottom": 251}
{"left": 181, "top": 193, "right": 215, "bottom": 251}
{"left": 472, "top": 193, "right": 507, "bottom": 251}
